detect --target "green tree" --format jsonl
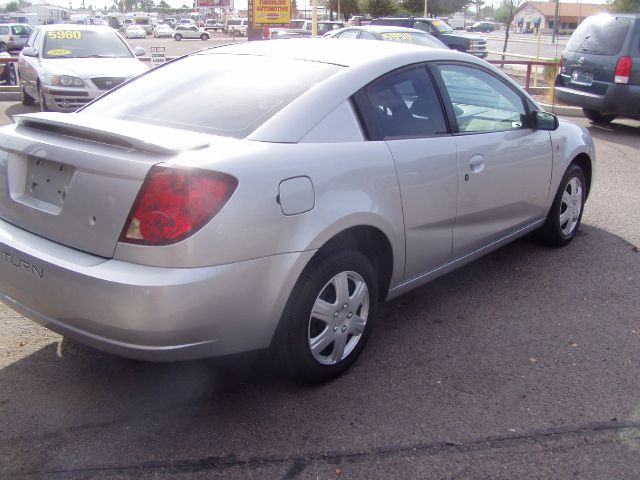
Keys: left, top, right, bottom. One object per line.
{"left": 500, "top": 0, "right": 524, "bottom": 59}
{"left": 358, "top": 0, "right": 397, "bottom": 17}
{"left": 326, "top": 0, "right": 360, "bottom": 20}
{"left": 611, "top": 0, "right": 640, "bottom": 13}
{"left": 400, "top": 0, "right": 470, "bottom": 17}
{"left": 4, "top": 1, "right": 19, "bottom": 12}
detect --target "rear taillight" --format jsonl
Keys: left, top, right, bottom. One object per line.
{"left": 614, "top": 56, "right": 632, "bottom": 84}
{"left": 119, "top": 165, "right": 238, "bottom": 246}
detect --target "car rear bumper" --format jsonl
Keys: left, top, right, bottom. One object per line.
{"left": 0, "top": 217, "right": 314, "bottom": 361}
{"left": 555, "top": 76, "right": 640, "bottom": 119}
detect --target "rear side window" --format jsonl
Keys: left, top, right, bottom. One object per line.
{"left": 566, "top": 14, "right": 632, "bottom": 55}
{"left": 82, "top": 53, "right": 343, "bottom": 139}
{"left": 363, "top": 67, "right": 447, "bottom": 139}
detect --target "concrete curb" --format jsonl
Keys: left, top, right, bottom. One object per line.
{"left": 539, "top": 102, "right": 584, "bottom": 117}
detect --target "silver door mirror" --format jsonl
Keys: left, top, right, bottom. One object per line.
{"left": 21, "top": 47, "right": 38, "bottom": 57}
{"left": 133, "top": 46, "right": 146, "bottom": 57}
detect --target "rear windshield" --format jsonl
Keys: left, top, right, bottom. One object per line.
{"left": 43, "top": 29, "right": 133, "bottom": 59}
{"left": 11, "top": 25, "right": 32, "bottom": 35}
{"left": 566, "top": 14, "right": 632, "bottom": 55}
{"left": 82, "top": 53, "right": 343, "bottom": 138}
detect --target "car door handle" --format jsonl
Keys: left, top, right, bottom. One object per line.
{"left": 469, "top": 155, "right": 485, "bottom": 174}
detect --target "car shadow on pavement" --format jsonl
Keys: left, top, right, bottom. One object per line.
{"left": 2, "top": 103, "right": 39, "bottom": 124}
{"left": 584, "top": 120, "right": 640, "bottom": 148}
{"left": 1, "top": 223, "right": 639, "bottom": 478}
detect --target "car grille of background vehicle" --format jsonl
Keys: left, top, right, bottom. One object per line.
{"left": 92, "top": 77, "right": 126, "bottom": 91}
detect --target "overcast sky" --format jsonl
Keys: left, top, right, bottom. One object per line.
{"left": 15, "top": 0, "right": 248, "bottom": 12}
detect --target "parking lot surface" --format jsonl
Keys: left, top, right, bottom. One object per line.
{"left": 0, "top": 95, "right": 639, "bottom": 477}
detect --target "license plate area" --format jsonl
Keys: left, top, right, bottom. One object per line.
{"left": 570, "top": 69, "right": 594, "bottom": 86}
{"left": 22, "top": 156, "right": 74, "bottom": 214}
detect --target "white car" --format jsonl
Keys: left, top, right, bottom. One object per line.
{"left": 173, "top": 25, "right": 209, "bottom": 41}
{"left": 153, "top": 24, "right": 173, "bottom": 38}
{"left": 226, "top": 18, "right": 248, "bottom": 36}
{"left": 18, "top": 25, "right": 149, "bottom": 112}
{"left": 125, "top": 24, "right": 146, "bottom": 39}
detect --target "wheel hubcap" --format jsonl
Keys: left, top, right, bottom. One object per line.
{"left": 308, "top": 271, "right": 369, "bottom": 366}
{"left": 559, "top": 176, "right": 583, "bottom": 236}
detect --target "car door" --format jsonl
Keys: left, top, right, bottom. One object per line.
{"left": 431, "top": 63, "right": 552, "bottom": 259}
{"left": 358, "top": 66, "right": 457, "bottom": 280}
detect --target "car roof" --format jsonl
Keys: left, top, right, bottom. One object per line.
{"left": 335, "top": 25, "right": 435, "bottom": 34}
{"left": 35, "top": 24, "right": 116, "bottom": 32}
{"left": 0, "top": 23, "right": 30, "bottom": 26}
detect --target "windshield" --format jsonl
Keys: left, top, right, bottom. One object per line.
{"left": 43, "top": 29, "right": 133, "bottom": 59}
{"left": 289, "top": 20, "right": 305, "bottom": 28}
{"left": 429, "top": 19, "right": 453, "bottom": 33}
{"left": 566, "top": 14, "right": 631, "bottom": 55}
{"left": 82, "top": 53, "right": 343, "bottom": 139}
{"left": 381, "top": 31, "right": 445, "bottom": 48}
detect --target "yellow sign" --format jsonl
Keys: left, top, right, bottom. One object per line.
{"left": 46, "top": 49, "right": 72, "bottom": 56}
{"left": 47, "top": 31, "right": 83, "bottom": 40}
{"left": 253, "top": 0, "right": 291, "bottom": 26}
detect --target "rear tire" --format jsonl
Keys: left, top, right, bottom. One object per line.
{"left": 583, "top": 109, "right": 617, "bottom": 125}
{"left": 174, "top": 34, "right": 182, "bottom": 41}
{"left": 537, "top": 163, "right": 586, "bottom": 247}
{"left": 276, "top": 249, "right": 378, "bottom": 383}
{"left": 2, "top": 64, "right": 16, "bottom": 86}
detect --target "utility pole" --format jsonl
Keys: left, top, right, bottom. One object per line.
{"left": 423, "top": 0, "right": 428, "bottom": 18}
{"left": 552, "top": 0, "right": 559, "bottom": 44}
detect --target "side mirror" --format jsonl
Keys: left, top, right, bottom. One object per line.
{"left": 133, "top": 46, "right": 145, "bottom": 57}
{"left": 533, "top": 111, "right": 559, "bottom": 131}
{"left": 21, "top": 47, "right": 38, "bottom": 57}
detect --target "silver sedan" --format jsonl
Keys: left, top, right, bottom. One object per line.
{"left": 0, "top": 39, "right": 595, "bottom": 383}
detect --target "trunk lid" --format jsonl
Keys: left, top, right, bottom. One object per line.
{"left": 0, "top": 112, "right": 211, "bottom": 258}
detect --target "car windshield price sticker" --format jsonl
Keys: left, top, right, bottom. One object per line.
{"left": 150, "top": 46, "right": 166, "bottom": 67}
{"left": 46, "top": 49, "right": 72, "bottom": 56}
{"left": 382, "top": 33, "right": 413, "bottom": 41}
{"left": 48, "top": 31, "right": 82, "bottom": 40}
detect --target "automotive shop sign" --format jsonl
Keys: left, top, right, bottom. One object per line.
{"left": 253, "top": 0, "right": 290, "bottom": 26}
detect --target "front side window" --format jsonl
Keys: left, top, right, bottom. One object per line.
{"left": 363, "top": 67, "right": 447, "bottom": 139}
{"left": 42, "top": 29, "right": 133, "bottom": 59}
{"left": 82, "top": 53, "right": 343, "bottom": 139}
{"left": 437, "top": 64, "right": 527, "bottom": 133}
{"left": 11, "top": 25, "right": 31, "bottom": 35}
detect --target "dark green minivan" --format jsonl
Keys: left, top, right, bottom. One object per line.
{"left": 555, "top": 13, "right": 640, "bottom": 124}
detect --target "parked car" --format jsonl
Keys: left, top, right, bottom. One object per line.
{"left": 153, "top": 24, "right": 173, "bottom": 38}
{"left": 554, "top": 13, "right": 640, "bottom": 124}
{"left": 125, "top": 24, "right": 146, "bottom": 39}
{"left": 0, "top": 39, "right": 595, "bottom": 383}
{"left": 226, "top": 18, "right": 248, "bottom": 36}
{"left": 467, "top": 21, "right": 494, "bottom": 33}
{"left": 204, "top": 19, "right": 224, "bottom": 32}
{"left": 370, "top": 17, "right": 488, "bottom": 58}
{"left": 18, "top": 25, "right": 148, "bottom": 112}
{"left": 0, "top": 23, "right": 33, "bottom": 52}
{"left": 323, "top": 25, "right": 447, "bottom": 50}
{"left": 0, "top": 43, "right": 16, "bottom": 85}
{"left": 173, "top": 25, "right": 210, "bottom": 41}
{"left": 271, "top": 19, "right": 344, "bottom": 38}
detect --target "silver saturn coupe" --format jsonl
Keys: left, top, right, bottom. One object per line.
{"left": 0, "top": 39, "right": 595, "bottom": 383}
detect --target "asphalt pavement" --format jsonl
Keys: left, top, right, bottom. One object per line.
{"left": 0, "top": 76, "right": 640, "bottom": 478}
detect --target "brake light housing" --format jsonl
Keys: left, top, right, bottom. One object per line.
{"left": 614, "top": 56, "right": 632, "bottom": 84}
{"left": 120, "top": 165, "right": 238, "bottom": 246}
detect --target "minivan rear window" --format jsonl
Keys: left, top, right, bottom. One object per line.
{"left": 566, "top": 14, "right": 632, "bottom": 55}
{"left": 82, "top": 53, "right": 343, "bottom": 139}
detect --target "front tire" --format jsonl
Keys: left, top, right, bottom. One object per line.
{"left": 37, "top": 82, "right": 48, "bottom": 111}
{"left": 537, "top": 163, "right": 586, "bottom": 247}
{"left": 174, "top": 34, "right": 182, "bottom": 41}
{"left": 277, "top": 250, "right": 378, "bottom": 383}
{"left": 583, "top": 109, "right": 617, "bottom": 125}
{"left": 201, "top": 34, "right": 209, "bottom": 40}
{"left": 21, "top": 84, "right": 35, "bottom": 106}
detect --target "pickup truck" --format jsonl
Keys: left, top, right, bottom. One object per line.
{"left": 369, "top": 17, "right": 488, "bottom": 58}
{"left": 270, "top": 20, "right": 344, "bottom": 39}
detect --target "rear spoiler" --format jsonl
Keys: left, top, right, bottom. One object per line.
{"left": 14, "top": 112, "right": 210, "bottom": 155}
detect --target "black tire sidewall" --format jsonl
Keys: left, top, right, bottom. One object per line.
{"left": 542, "top": 164, "right": 586, "bottom": 246}
{"left": 278, "top": 250, "right": 378, "bottom": 383}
